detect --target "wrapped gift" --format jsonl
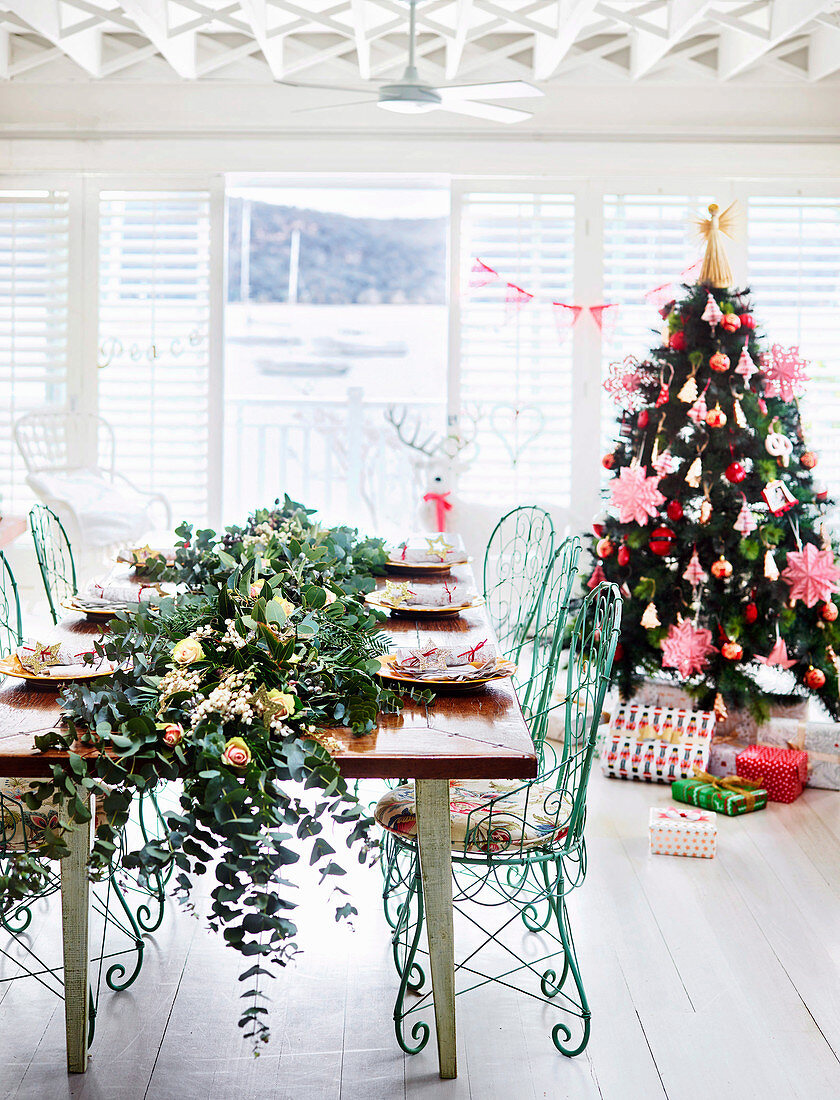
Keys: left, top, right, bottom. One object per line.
{"left": 601, "top": 703, "right": 714, "bottom": 784}
{"left": 754, "top": 719, "right": 840, "bottom": 791}
{"left": 736, "top": 744, "right": 808, "bottom": 804}
{"left": 707, "top": 736, "right": 749, "bottom": 778}
{"left": 672, "top": 771, "right": 768, "bottom": 816}
{"left": 649, "top": 806, "right": 717, "bottom": 858}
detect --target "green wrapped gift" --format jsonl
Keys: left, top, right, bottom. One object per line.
{"left": 671, "top": 770, "right": 768, "bottom": 816}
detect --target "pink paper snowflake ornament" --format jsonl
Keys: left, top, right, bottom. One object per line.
{"left": 701, "top": 292, "right": 723, "bottom": 331}
{"left": 661, "top": 618, "right": 717, "bottom": 678}
{"left": 781, "top": 542, "right": 840, "bottom": 607}
{"left": 735, "top": 345, "right": 759, "bottom": 385}
{"left": 610, "top": 465, "right": 666, "bottom": 526}
{"left": 603, "top": 356, "right": 656, "bottom": 413}
{"left": 761, "top": 345, "right": 809, "bottom": 402}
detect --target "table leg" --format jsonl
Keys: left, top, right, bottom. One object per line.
{"left": 415, "top": 778, "right": 456, "bottom": 1079}
{"left": 60, "top": 798, "right": 91, "bottom": 1073}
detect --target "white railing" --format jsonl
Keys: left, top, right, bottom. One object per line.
{"left": 224, "top": 388, "right": 445, "bottom": 534}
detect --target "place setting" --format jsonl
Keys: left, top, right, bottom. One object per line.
{"left": 62, "top": 575, "right": 181, "bottom": 621}
{"left": 376, "top": 638, "right": 517, "bottom": 693}
{"left": 383, "top": 532, "right": 470, "bottom": 575}
{"left": 366, "top": 578, "right": 484, "bottom": 618}
{"left": 0, "top": 638, "right": 119, "bottom": 688}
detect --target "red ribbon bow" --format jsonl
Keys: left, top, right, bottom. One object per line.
{"left": 458, "top": 639, "right": 487, "bottom": 662}
{"left": 423, "top": 491, "right": 452, "bottom": 532}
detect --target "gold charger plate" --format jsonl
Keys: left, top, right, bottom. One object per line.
{"left": 365, "top": 593, "right": 484, "bottom": 619}
{"left": 0, "top": 654, "right": 118, "bottom": 688}
{"left": 375, "top": 654, "right": 516, "bottom": 692}
{"left": 61, "top": 597, "right": 128, "bottom": 622}
{"left": 383, "top": 556, "right": 472, "bottom": 576}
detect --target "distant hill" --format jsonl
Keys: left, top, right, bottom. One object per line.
{"left": 228, "top": 198, "right": 447, "bottom": 305}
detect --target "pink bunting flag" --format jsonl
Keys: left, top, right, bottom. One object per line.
{"left": 589, "top": 303, "right": 619, "bottom": 338}
{"left": 644, "top": 260, "right": 704, "bottom": 310}
{"left": 469, "top": 258, "right": 500, "bottom": 289}
{"left": 552, "top": 302, "right": 583, "bottom": 341}
{"left": 505, "top": 282, "right": 534, "bottom": 321}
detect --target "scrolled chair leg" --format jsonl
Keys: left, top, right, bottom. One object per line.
{"left": 393, "top": 873, "right": 431, "bottom": 1056}
{"left": 134, "top": 870, "right": 166, "bottom": 933}
{"left": 381, "top": 833, "right": 409, "bottom": 930}
{"left": 550, "top": 893, "right": 591, "bottom": 1057}
{"left": 103, "top": 876, "right": 145, "bottom": 992}
{"left": 390, "top": 863, "right": 426, "bottom": 993}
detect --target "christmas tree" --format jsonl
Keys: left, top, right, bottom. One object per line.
{"left": 593, "top": 202, "right": 840, "bottom": 721}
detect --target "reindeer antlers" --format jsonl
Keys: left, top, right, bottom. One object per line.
{"left": 384, "top": 405, "right": 444, "bottom": 457}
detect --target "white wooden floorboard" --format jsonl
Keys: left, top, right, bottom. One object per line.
{"left": 0, "top": 773, "right": 837, "bottom": 1098}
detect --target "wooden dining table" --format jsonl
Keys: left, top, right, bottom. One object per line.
{"left": 0, "top": 561, "right": 537, "bottom": 1080}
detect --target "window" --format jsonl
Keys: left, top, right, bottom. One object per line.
{"left": 748, "top": 197, "right": 840, "bottom": 496}
{"left": 224, "top": 184, "right": 449, "bottom": 527}
{"left": 98, "top": 191, "right": 212, "bottom": 523}
{"left": 0, "top": 190, "right": 69, "bottom": 510}
{"left": 456, "top": 190, "right": 575, "bottom": 506}
{"left": 601, "top": 194, "right": 707, "bottom": 460}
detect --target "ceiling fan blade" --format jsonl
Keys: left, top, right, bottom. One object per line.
{"left": 292, "top": 99, "right": 378, "bottom": 115}
{"left": 438, "top": 80, "right": 543, "bottom": 101}
{"left": 281, "top": 79, "right": 384, "bottom": 92}
{"left": 438, "top": 101, "right": 533, "bottom": 124}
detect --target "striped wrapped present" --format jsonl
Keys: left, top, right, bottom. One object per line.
{"left": 600, "top": 703, "right": 714, "bottom": 784}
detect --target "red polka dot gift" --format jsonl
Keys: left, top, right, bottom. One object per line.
{"left": 735, "top": 744, "right": 808, "bottom": 804}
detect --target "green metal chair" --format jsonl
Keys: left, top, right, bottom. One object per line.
{"left": 377, "top": 580, "right": 622, "bottom": 1058}
{"left": 29, "top": 503, "right": 77, "bottom": 625}
{"left": 483, "top": 505, "right": 555, "bottom": 668}
{"left": 0, "top": 550, "right": 23, "bottom": 656}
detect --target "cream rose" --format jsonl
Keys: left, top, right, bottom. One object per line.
{"left": 172, "top": 637, "right": 204, "bottom": 665}
{"left": 162, "top": 723, "right": 184, "bottom": 747}
{"left": 221, "top": 737, "right": 251, "bottom": 768}
{"left": 323, "top": 589, "right": 337, "bottom": 605}
{"left": 269, "top": 596, "right": 295, "bottom": 619}
{"left": 265, "top": 689, "right": 297, "bottom": 720}
{"left": 249, "top": 579, "right": 265, "bottom": 599}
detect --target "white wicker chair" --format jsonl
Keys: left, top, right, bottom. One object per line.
{"left": 15, "top": 411, "right": 171, "bottom": 549}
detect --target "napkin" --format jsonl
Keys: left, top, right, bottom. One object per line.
{"left": 390, "top": 642, "right": 510, "bottom": 682}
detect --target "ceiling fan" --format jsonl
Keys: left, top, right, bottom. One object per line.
{"left": 287, "top": 0, "right": 543, "bottom": 124}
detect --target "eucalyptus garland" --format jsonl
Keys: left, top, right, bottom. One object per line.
{"left": 3, "top": 502, "right": 418, "bottom": 1047}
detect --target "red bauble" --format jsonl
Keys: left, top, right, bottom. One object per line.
{"left": 602, "top": 452, "right": 616, "bottom": 470}
{"left": 725, "top": 461, "right": 746, "bottom": 483}
{"left": 596, "top": 537, "right": 614, "bottom": 559}
{"left": 801, "top": 451, "right": 818, "bottom": 470}
{"left": 669, "top": 330, "right": 686, "bottom": 352}
{"left": 614, "top": 642, "right": 625, "bottom": 662}
{"left": 638, "top": 409, "right": 650, "bottom": 429}
{"left": 709, "top": 351, "right": 730, "bottom": 373}
{"left": 649, "top": 525, "right": 676, "bottom": 557}
{"left": 706, "top": 405, "right": 727, "bottom": 428}
{"left": 721, "top": 313, "right": 741, "bottom": 332}
{"left": 666, "top": 499, "right": 684, "bottom": 521}
{"left": 805, "top": 666, "right": 826, "bottom": 689}
{"left": 722, "top": 641, "right": 743, "bottom": 661}
{"left": 617, "top": 544, "right": 630, "bottom": 567}
{"left": 821, "top": 601, "right": 838, "bottom": 622}
{"left": 745, "top": 602, "right": 758, "bottom": 624}
{"left": 711, "top": 556, "right": 733, "bottom": 579}
{"left": 815, "top": 482, "right": 828, "bottom": 502}
{"left": 740, "top": 313, "right": 755, "bottom": 330}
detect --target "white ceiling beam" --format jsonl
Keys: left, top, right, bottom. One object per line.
{"left": 808, "top": 24, "right": 840, "bottom": 80}
{"left": 120, "top": 0, "right": 198, "bottom": 78}
{"left": 716, "top": 0, "right": 828, "bottom": 80}
{"left": 349, "top": 0, "right": 377, "bottom": 79}
{"left": 533, "top": 1, "right": 600, "bottom": 80}
{"left": 629, "top": 0, "right": 712, "bottom": 79}
{"left": 445, "top": 0, "right": 475, "bottom": 79}
{"left": 238, "top": 0, "right": 287, "bottom": 77}
{"left": 4, "top": 0, "right": 103, "bottom": 76}
{"left": 0, "top": 28, "right": 9, "bottom": 79}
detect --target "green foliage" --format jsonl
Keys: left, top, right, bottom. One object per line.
{"left": 3, "top": 503, "right": 402, "bottom": 1049}
{"left": 596, "top": 282, "right": 840, "bottom": 719}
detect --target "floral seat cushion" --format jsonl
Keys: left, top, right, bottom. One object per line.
{"left": 375, "top": 778, "right": 573, "bottom": 855}
{"left": 0, "top": 777, "right": 61, "bottom": 854}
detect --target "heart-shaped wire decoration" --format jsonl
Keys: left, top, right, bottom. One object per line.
{"left": 488, "top": 404, "right": 545, "bottom": 467}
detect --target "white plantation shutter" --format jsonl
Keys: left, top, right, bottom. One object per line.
{"left": 98, "top": 191, "right": 211, "bottom": 523}
{"left": 457, "top": 191, "right": 574, "bottom": 505}
{"left": 747, "top": 197, "right": 840, "bottom": 497}
{"left": 601, "top": 194, "right": 710, "bottom": 461}
{"left": 0, "top": 190, "right": 69, "bottom": 510}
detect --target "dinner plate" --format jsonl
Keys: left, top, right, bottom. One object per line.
{"left": 365, "top": 593, "right": 484, "bottom": 618}
{"left": 61, "top": 597, "right": 128, "bottom": 622}
{"left": 374, "top": 653, "right": 516, "bottom": 692}
{"left": 0, "top": 654, "right": 118, "bottom": 688}
{"left": 383, "top": 558, "right": 464, "bottom": 575}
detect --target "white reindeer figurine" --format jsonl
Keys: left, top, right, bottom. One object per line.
{"left": 384, "top": 406, "right": 479, "bottom": 533}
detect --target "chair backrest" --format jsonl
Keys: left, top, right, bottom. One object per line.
{"left": 0, "top": 552, "right": 22, "bottom": 657}
{"left": 15, "top": 411, "right": 115, "bottom": 477}
{"left": 516, "top": 536, "right": 582, "bottom": 748}
{"left": 483, "top": 506, "right": 555, "bottom": 664}
{"left": 29, "top": 504, "right": 77, "bottom": 624}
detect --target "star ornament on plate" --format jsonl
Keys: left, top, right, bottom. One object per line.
{"left": 381, "top": 581, "right": 415, "bottom": 607}
{"left": 781, "top": 542, "right": 840, "bottom": 607}
{"left": 661, "top": 618, "right": 717, "bottom": 678}
{"left": 425, "top": 534, "right": 454, "bottom": 561}
{"left": 760, "top": 344, "right": 809, "bottom": 402}
{"left": 17, "top": 640, "right": 62, "bottom": 674}
{"left": 610, "top": 465, "right": 665, "bottom": 525}
{"left": 755, "top": 637, "right": 797, "bottom": 668}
